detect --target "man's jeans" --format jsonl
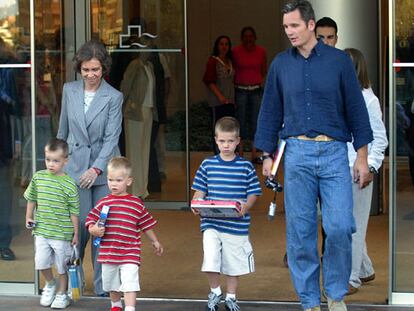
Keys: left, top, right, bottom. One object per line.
{"left": 349, "top": 177, "right": 375, "bottom": 288}
{"left": 284, "top": 138, "right": 354, "bottom": 309}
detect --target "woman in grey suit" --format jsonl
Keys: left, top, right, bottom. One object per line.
{"left": 57, "top": 39, "right": 123, "bottom": 296}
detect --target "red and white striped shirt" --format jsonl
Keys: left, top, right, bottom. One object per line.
{"left": 85, "top": 193, "right": 157, "bottom": 266}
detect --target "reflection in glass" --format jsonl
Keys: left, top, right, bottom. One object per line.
{"left": 92, "top": 0, "right": 186, "bottom": 201}
{"left": 394, "top": 68, "right": 414, "bottom": 292}
{"left": 396, "top": 0, "right": 414, "bottom": 63}
{"left": 0, "top": 0, "right": 34, "bottom": 283}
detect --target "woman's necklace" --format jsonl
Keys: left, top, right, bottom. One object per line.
{"left": 213, "top": 56, "right": 233, "bottom": 74}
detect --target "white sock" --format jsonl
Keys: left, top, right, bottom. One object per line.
{"left": 111, "top": 300, "right": 122, "bottom": 308}
{"left": 211, "top": 286, "right": 222, "bottom": 296}
{"left": 125, "top": 306, "right": 135, "bottom": 311}
{"left": 226, "top": 293, "right": 236, "bottom": 301}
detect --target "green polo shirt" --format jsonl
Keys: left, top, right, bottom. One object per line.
{"left": 24, "top": 170, "right": 80, "bottom": 241}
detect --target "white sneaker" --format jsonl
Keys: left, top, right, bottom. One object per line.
{"left": 327, "top": 297, "right": 347, "bottom": 311}
{"left": 305, "top": 307, "right": 321, "bottom": 311}
{"left": 40, "top": 282, "right": 57, "bottom": 306}
{"left": 51, "top": 293, "right": 70, "bottom": 309}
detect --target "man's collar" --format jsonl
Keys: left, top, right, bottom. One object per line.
{"left": 291, "top": 39, "right": 324, "bottom": 58}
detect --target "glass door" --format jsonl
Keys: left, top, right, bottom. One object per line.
{"left": 0, "top": 0, "right": 34, "bottom": 294}
{"left": 390, "top": 0, "right": 414, "bottom": 305}
{"left": 89, "top": 0, "right": 188, "bottom": 207}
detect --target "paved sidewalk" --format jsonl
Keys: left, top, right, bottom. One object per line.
{"left": 1, "top": 296, "right": 412, "bottom": 311}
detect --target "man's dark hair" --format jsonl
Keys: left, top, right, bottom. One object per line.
{"left": 315, "top": 17, "right": 338, "bottom": 35}
{"left": 282, "top": 0, "right": 315, "bottom": 25}
{"left": 45, "top": 138, "right": 69, "bottom": 158}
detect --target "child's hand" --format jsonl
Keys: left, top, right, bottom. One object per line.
{"left": 25, "top": 217, "right": 35, "bottom": 229}
{"left": 239, "top": 203, "right": 248, "bottom": 217}
{"left": 72, "top": 234, "right": 79, "bottom": 246}
{"left": 152, "top": 240, "right": 164, "bottom": 256}
{"left": 191, "top": 207, "right": 200, "bottom": 215}
{"left": 88, "top": 223, "right": 105, "bottom": 237}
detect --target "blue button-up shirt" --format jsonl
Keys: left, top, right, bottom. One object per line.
{"left": 254, "top": 40, "right": 373, "bottom": 154}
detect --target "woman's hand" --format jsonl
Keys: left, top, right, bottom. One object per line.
{"left": 79, "top": 168, "right": 98, "bottom": 189}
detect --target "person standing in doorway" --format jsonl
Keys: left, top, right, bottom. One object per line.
{"left": 57, "top": 39, "right": 123, "bottom": 296}
{"left": 315, "top": 17, "right": 338, "bottom": 47}
{"left": 203, "top": 35, "right": 235, "bottom": 154}
{"left": 233, "top": 26, "right": 267, "bottom": 163}
{"left": 315, "top": 16, "right": 339, "bottom": 257}
{"left": 255, "top": 1, "right": 373, "bottom": 310}
{"left": 344, "top": 48, "right": 388, "bottom": 295}
{"left": 0, "top": 37, "right": 18, "bottom": 261}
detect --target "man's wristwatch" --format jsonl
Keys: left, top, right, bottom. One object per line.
{"left": 369, "top": 166, "right": 378, "bottom": 174}
{"left": 259, "top": 154, "right": 273, "bottom": 162}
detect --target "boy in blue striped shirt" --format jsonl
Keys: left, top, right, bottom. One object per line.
{"left": 192, "top": 117, "right": 262, "bottom": 311}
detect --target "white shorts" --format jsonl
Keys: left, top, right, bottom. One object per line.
{"left": 202, "top": 229, "right": 255, "bottom": 276}
{"left": 34, "top": 236, "right": 72, "bottom": 274}
{"left": 102, "top": 263, "right": 140, "bottom": 292}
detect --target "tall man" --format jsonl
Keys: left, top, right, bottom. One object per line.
{"left": 254, "top": 1, "right": 373, "bottom": 311}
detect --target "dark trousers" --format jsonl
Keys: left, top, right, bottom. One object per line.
{"left": 0, "top": 161, "right": 12, "bottom": 248}
{"left": 148, "top": 121, "right": 161, "bottom": 192}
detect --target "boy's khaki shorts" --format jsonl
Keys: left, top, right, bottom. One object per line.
{"left": 201, "top": 228, "right": 255, "bottom": 276}
{"left": 102, "top": 263, "right": 140, "bottom": 292}
{"left": 34, "top": 236, "right": 72, "bottom": 274}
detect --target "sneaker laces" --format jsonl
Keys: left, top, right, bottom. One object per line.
{"left": 225, "top": 298, "right": 240, "bottom": 311}
{"left": 42, "top": 284, "right": 55, "bottom": 295}
{"left": 207, "top": 292, "right": 221, "bottom": 308}
{"left": 55, "top": 294, "right": 66, "bottom": 300}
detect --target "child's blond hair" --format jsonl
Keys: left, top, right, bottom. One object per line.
{"left": 107, "top": 156, "right": 132, "bottom": 177}
{"left": 214, "top": 116, "right": 240, "bottom": 136}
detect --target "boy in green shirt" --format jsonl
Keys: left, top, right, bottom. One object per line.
{"left": 24, "top": 138, "right": 79, "bottom": 309}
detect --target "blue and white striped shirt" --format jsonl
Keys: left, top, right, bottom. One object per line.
{"left": 192, "top": 155, "right": 262, "bottom": 235}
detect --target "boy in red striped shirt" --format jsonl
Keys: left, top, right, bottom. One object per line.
{"left": 86, "top": 156, "right": 163, "bottom": 311}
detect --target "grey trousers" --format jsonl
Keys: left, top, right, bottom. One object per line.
{"left": 78, "top": 184, "right": 109, "bottom": 296}
{"left": 349, "top": 172, "right": 375, "bottom": 288}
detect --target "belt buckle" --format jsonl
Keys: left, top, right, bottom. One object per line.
{"left": 314, "top": 135, "right": 332, "bottom": 142}
{"left": 294, "top": 135, "right": 332, "bottom": 142}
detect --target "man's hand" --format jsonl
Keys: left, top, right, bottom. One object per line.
{"left": 262, "top": 157, "right": 273, "bottom": 177}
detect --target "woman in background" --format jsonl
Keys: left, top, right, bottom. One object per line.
{"left": 232, "top": 26, "right": 267, "bottom": 162}
{"left": 203, "top": 35, "right": 235, "bottom": 154}
{"left": 344, "top": 47, "right": 388, "bottom": 295}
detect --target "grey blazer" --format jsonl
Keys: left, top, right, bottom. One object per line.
{"left": 57, "top": 79, "right": 123, "bottom": 185}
